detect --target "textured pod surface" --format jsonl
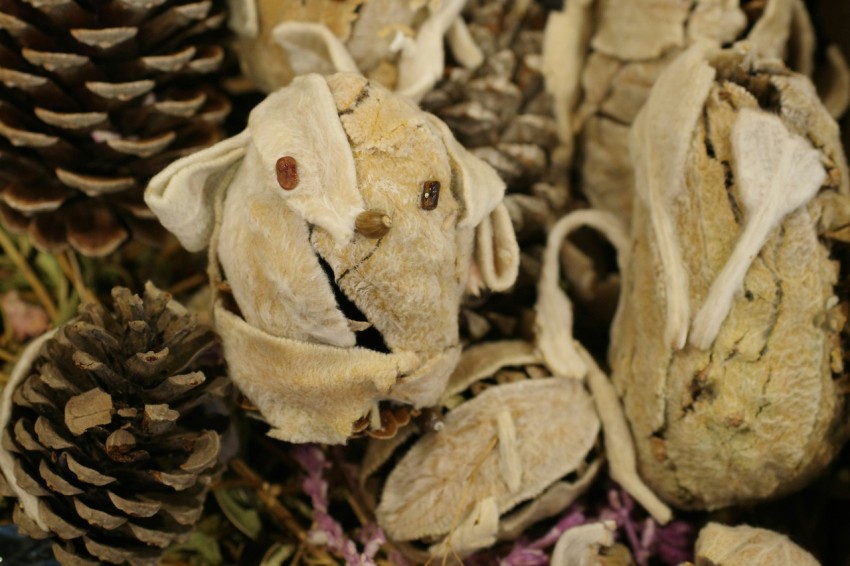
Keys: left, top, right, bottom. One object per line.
{"left": 610, "top": 48, "right": 850, "bottom": 510}
{"left": 0, "top": 0, "right": 231, "bottom": 256}
{"left": 694, "top": 523, "right": 819, "bottom": 566}
{"left": 573, "top": 0, "right": 820, "bottom": 227}
{"left": 0, "top": 284, "right": 232, "bottom": 565}
{"left": 377, "top": 377, "right": 600, "bottom": 546}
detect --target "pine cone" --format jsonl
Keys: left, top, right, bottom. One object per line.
{"left": 421, "top": 0, "right": 563, "bottom": 205}
{"left": 422, "top": 0, "right": 565, "bottom": 344}
{"left": 0, "top": 283, "right": 232, "bottom": 565}
{"left": 0, "top": 0, "right": 231, "bottom": 256}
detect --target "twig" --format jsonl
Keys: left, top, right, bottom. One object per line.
{"left": 0, "top": 349, "right": 16, "bottom": 363}
{"left": 0, "top": 229, "right": 58, "bottom": 320}
{"left": 60, "top": 250, "right": 97, "bottom": 305}
{"left": 229, "top": 458, "right": 309, "bottom": 543}
{"left": 169, "top": 272, "right": 207, "bottom": 296}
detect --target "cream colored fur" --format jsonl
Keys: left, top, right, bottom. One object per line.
{"left": 145, "top": 73, "right": 519, "bottom": 443}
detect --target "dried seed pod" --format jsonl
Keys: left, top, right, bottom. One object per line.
{"left": 555, "top": 0, "right": 846, "bottom": 228}
{"left": 146, "top": 73, "right": 519, "bottom": 443}
{"left": 355, "top": 210, "right": 393, "bottom": 239}
{"left": 376, "top": 376, "right": 602, "bottom": 559}
{"left": 694, "top": 523, "right": 819, "bottom": 566}
{"left": 610, "top": 46, "right": 850, "bottom": 510}
{"left": 0, "top": 284, "right": 232, "bottom": 566}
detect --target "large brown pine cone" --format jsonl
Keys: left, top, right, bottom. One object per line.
{"left": 0, "top": 283, "right": 232, "bottom": 565}
{"left": 0, "top": 0, "right": 231, "bottom": 256}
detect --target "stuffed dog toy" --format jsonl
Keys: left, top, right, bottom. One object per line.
{"left": 145, "top": 73, "right": 519, "bottom": 443}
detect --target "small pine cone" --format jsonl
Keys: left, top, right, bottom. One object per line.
{"left": 421, "top": 0, "right": 562, "bottom": 197}
{"left": 0, "top": 283, "right": 232, "bottom": 566}
{"left": 0, "top": 0, "right": 231, "bottom": 256}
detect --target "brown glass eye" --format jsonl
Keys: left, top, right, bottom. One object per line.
{"left": 420, "top": 180, "right": 440, "bottom": 210}
{"left": 276, "top": 156, "right": 299, "bottom": 190}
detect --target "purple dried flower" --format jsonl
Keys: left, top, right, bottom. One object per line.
{"left": 294, "top": 445, "right": 388, "bottom": 566}
{"left": 499, "top": 508, "right": 588, "bottom": 566}
{"left": 653, "top": 519, "right": 696, "bottom": 565}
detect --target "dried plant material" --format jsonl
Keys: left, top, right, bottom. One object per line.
{"left": 145, "top": 73, "right": 519, "bottom": 443}
{"left": 377, "top": 378, "right": 601, "bottom": 557}
{"left": 0, "top": 291, "right": 49, "bottom": 341}
{"left": 542, "top": 0, "right": 593, "bottom": 150}
{"left": 0, "top": 0, "right": 230, "bottom": 256}
{"left": 536, "top": 209, "right": 630, "bottom": 379}
{"left": 443, "top": 340, "right": 538, "bottom": 398}
{"left": 689, "top": 108, "right": 827, "bottom": 349}
{"left": 422, "top": 0, "right": 569, "bottom": 254}
{"left": 570, "top": 0, "right": 824, "bottom": 227}
{"left": 610, "top": 47, "right": 850, "bottom": 510}
{"left": 694, "top": 523, "right": 819, "bottom": 565}
{"left": 228, "top": 0, "right": 363, "bottom": 92}
{"left": 0, "top": 284, "right": 231, "bottom": 565}
{"left": 629, "top": 44, "right": 716, "bottom": 349}
{"left": 230, "top": 0, "right": 465, "bottom": 100}
{"left": 816, "top": 45, "right": 850, "bottom": 119}
{"left": 535, "top": 209, "right": 671, "bottom": 524}
{"left": 550, "top": 521, "right": 617, "bottom": 566}
{"left": 580, "top": 349, "right": 671, "bottom": 524}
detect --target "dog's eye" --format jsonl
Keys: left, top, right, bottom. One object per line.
{"left": 276, "top": 156, "right": 299, "bottom": 190}
{"left": 420, "top": 181, "right": 440, "bottom": 210}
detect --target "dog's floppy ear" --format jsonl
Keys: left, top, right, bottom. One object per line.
{"left": 426, "top": 115, "right": 520, "bottom": 292}
{"left": 272, "top": 22, "right": 359, "bottom": 77}
{"left": 248, "top": 74, "right": 364, "bottom": 244}
{"left": 145, "top": 130, "right": 249, "bottom": 252}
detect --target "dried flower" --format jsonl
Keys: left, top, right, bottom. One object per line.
{"left": 294, "top": 445, "right": 385, "bottom": 566}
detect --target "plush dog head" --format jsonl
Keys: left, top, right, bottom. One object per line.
{"left": 145, "top": 73, "right": 518, "bottom": 443}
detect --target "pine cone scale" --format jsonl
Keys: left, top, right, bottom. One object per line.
{"left": 72, "top": 498, "right": 126, "bottom": 530}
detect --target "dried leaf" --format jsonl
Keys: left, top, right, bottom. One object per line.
{"left": 214, "top": 488, "right": 262, "bottom": 540}
{"left": 610, "top": 48, "right": 850, "bottom": 509}
{"left": 690, "top": 108, "right": 827, "bottom": 348}
{"left": 694, "top": 523, "right": 818, "bottom": 566}
{"left": 377, "top": 378, "right": 600, "bottom": 544}
{"left": 629, "top": 44, "right": 716, "bottom": 349}
{"left": 550, "top": 521, "right": 617, "bottom": 566}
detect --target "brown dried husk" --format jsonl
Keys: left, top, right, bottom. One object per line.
{"left": 0, "top": 284, "right": 232, "bottom": 565}
{"left": 610, "top": 47, "right": 850, "bottom": 510}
